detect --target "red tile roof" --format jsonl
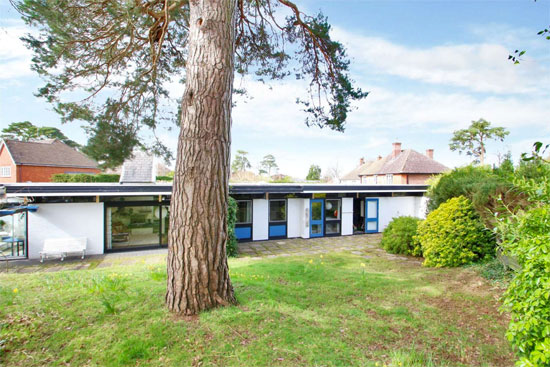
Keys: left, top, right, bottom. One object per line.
{"left": 2, "top": 139, "right": 98, "bottom": 168}
{"left": 342, "top": 148, "right": 449, "bottom": 180}
{"left": 377, "top": 149, "right": 448, "bottom": 174}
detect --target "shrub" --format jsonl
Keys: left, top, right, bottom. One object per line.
{"left": 155, "top": 175, "right": 173, "bottom": 181}
{"left": 226, "top": 197, "right": 238, "bottom": 257}
{"left": 51, "top": 173, "right": 120, "bottom": 182}
{"left": 498, "top": 161, "right": 550, "bottom": 366}
{"left": 416, "top": 196, "right": 495, "bottom": 267}
{"left": 381, "top": 216, "right": 422, "bottom": 256}
{"left": 426, "top": 165, "right": 510, "bottom": 212}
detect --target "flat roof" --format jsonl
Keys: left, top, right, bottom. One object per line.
{"left": 2, "top": 182, "right": 427, "bottom": 197}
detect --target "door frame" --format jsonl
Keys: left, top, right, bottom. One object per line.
{"left": 310, "top": 199, "right": 325, "bottom": 237}
{"left": 365, "top": 198, "right": 379, "bottom": 233}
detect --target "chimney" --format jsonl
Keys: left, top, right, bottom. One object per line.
{"left": 359, "top": 157, "right": 365, "bottom": 166}
{"left": 392, "top": 142, "right": 402, "bottom": 158}
{"left": 426, "top": 149, "right": 434, "bottom": 159}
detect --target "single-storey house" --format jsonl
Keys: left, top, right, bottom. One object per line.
{"left": 341, "top": 142, "right": 449, "bottom": 185}
{"left": 0, "top": 139, "right": 100, "bottom": 183}
{"left": 0, "top": 182, "right": 428, "bottom": 260}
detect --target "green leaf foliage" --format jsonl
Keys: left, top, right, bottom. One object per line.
{"left": 51, "top": 173, "right": 120, "bottom": 183}
{"left": 231, "top": 150, "right": 252, "bottom": 173}
{"left": 306, "top": 164, "right": 322, "bottom": 181}
{"left": 426, "top": 165, "right": 511, "bottom": 213}
{"left": 381, "top": 216, "right": 422, "bottom": 257}
{"left": 15, "top": 0, "right": 367, "bottom": 167}
{"left": 497, "top": 158, "right": 550, "bottom": 366}
{"left": 226, "top": 196, "right": 238, "bottom": 257}
{"left": 155, "top": 175, "right": 173, "bottom": 182}
{"left": 416, "top": 196, "right": 495, "bottom": 267}
{"left": 1, "top": 121, "right": 80, "bottom": 148}
{"left": 449, "top": 118, "right": 509, "bottom": 165}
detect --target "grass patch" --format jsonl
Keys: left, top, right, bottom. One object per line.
{"left": 0, "top": 253, "right": 514, "bottom": 366}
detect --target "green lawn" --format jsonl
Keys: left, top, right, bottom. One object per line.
{"left": 0, "top": 253, "right": 514, "bottom": 366}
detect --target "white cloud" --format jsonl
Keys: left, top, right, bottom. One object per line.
{"left": 349, "top": 87, "right": 550, "bottom": 133}
{"left": 333, "top": 28, "right": 550, "bottom": 95}
{"left": 0, "top": 21, "right": 35, "bottom": 80}
{"left": 232, "top": 78, "right": 352, "bottom": 141}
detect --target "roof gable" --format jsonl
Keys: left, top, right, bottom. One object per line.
{"left": 3, "top": 139, "right": 98, "bottom": 168}
{"left": 119, "top": 151, "right": 156, "bottom": 183}
{"left": 0, "top": 141, "right": 16, "bottom": 165}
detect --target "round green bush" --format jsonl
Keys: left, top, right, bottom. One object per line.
{"left": 381, "top": 216, "right": 422, "bottom": 256}
{"left": 416, "top": 196, "right": 495, "bottom": 267}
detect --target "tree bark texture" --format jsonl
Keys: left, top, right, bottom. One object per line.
{"left": 166, "top": 0, "right": 237, "bottom": 315}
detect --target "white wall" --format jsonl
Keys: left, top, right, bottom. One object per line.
{"left": 252, "top": 199, "right": 268, "bottom": 241}
{"left": 341, "top": 197, "right": 353, "bottom": 236}
{"left": 375, "top": 196, "right": 427, "bottom": 232}
{"left": 301, "top": 198, "right": 310, "bottom": 239}
{"left": 287, "top": 198, "right": 303, "bottom": 238}
{"left": 28, "top": 202, "right": 104, "bottom": 259}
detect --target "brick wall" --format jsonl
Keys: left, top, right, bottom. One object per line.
{"left": 407, "top": 174, "right": 433, "bottom": 184}
{"left": 0, "top": 145, "right": 17, "bottom": 183}
{"left": 19, "top": 166, "right": 100, "bottom": 182}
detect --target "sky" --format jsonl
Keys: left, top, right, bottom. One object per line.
{"left": 1, "top": 1, "right": 549, "bottom": 179}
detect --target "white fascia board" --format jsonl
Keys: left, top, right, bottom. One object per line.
{"left": 302, "top": 190, "right": 426, "bottom": 194}
{"left": 6, "top": 192, "right": 172, "bottom": 198}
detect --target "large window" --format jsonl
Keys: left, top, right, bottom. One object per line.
{"left": 106, "top": 205, "right": 166, "bottom": 250}
{"left": 236, "top": 200, "right": 252, "bottom": 224}
{"left": 0, "top": 211, "right": 27, "bottom": 258}
{"left": 325, "top": 199, "right": 341, "bottom": 235}
{"left": 0, "top": 166, "right": 11, "bottom": 177}
{"left": 269, "top": 200, "right": 286, "bottom": 222}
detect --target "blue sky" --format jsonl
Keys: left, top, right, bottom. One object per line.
{"left": 1, "top": 1, "right": 549, "bottom": 178}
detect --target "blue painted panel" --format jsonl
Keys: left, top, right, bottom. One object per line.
{"left": 269, "top": 224, "right": 287, "bottom": 237}
{"left": 310, "top": 199, "right": 324, "bottom": 238}
{"left": 235, "top": 226, "right": 252, "bottom": 240}
{"left": 365, "top": 198, "right": 379, "bottom": 233}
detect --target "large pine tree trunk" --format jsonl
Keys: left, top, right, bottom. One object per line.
{"left": 166, "top": 0, "right": 237, "bottom": 315}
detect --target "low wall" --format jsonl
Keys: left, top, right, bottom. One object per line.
{"left": 28, "top": 202, "right": 104, "bottom": 259}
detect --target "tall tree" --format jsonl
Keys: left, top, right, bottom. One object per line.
{"left": 260, "top": 154, "right": 278, "bottom": 176}
{"left": 325, "top": 163, "right": 341, "bottom": 183}
{"left": 306, "top": 164, "right": 321, "bottom": 180}
{"left": 15, "top": 0, "right": 367, "bottom": 316}
{"left": 449, "top": 119, "right": 509, "bottom": 165}
{"left": 1, "top": 121, "right": 80, "bottom": 148}
{"left": 231, "top": 150, "right": 252, "bottom": 173}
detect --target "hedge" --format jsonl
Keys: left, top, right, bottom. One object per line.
{"left": 51, "top": 173, "right": 120, "bottom": 182}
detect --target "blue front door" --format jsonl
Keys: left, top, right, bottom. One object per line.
{"left": 310, "top": 199, "right": 324, "bottom": 237}
{"left": 365, "top": 198, "right": 379, "bottom": 233}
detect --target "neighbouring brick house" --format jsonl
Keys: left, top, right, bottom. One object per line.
{"left": 341, "top": 142, "right": 449, "bottom": 185}
{"left": 0, "top": 139, "right": 100, "bottom": 183}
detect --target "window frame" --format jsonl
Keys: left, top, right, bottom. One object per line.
{"left": 386, "top": 174, "right": 393, "bottom": 184}
{"left": 324, "top": 198, "right": 342, "bottom": 236}
{"left": 0, "top": 166, "right": 11, "bottom": 177}
{"left": 104, "top": 200, "right": 167, "bottom": 253}
{"left": 268, "top": 199, "right": 287, "bottom": 223}
{"left": 235, "top": 200, "right": 252, "bottom": 224}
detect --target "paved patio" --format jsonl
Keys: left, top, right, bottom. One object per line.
{"left": 0, "top": 234, "right": 415, "bottom": 273}
{"left": 238, "top": 234, "right": 385, "bottom": 258}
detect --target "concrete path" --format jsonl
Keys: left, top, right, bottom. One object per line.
{"left": 1, "top": 234, "right": 415, "bottom": 273}
{"left": 239, "top": 234, "right": 384, "bottom": 258}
